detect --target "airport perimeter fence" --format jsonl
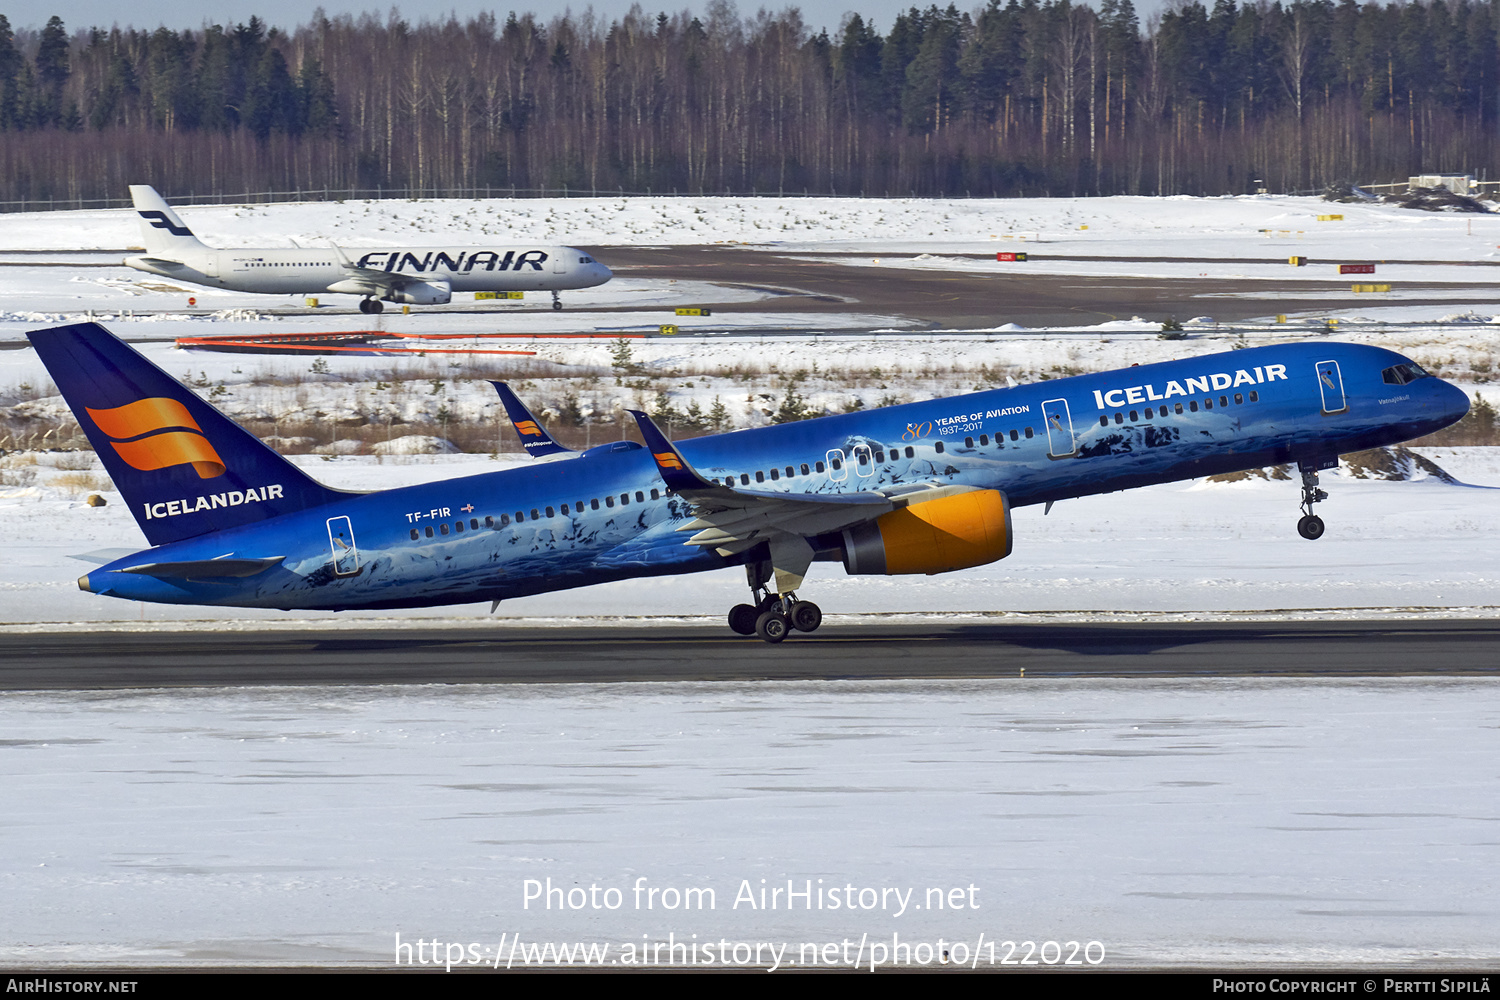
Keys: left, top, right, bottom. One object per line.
{"left": 0, "top": 184, "right": 1330, "bottom": 213}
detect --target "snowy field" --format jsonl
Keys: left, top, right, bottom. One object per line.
{"left": 2, "top": 677, "right": 1497, "bottom": 969}
{"left": 1, "top": 194, "right": 1498, "bottom": 970}
{"left": 4, "top": 192, "right": 1500, "bottom": 331}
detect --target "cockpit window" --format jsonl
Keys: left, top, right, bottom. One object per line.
{"left": 1382, "top": 363, "right": 1431, "bottom": 386}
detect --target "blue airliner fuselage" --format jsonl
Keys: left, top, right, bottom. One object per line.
{"left": 45, "top": 332, "right": 1466, "bottom": 621}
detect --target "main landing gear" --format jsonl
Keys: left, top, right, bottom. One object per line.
{"left": 358, "top": 297, "right": 384, "bottom": 315}
{"left": 727, "top": 562, "right": 822, "bottom": 643}
{"left": 1297, "top": 462, "right": 1330, "bottom": 540}
{"left": 551, "top": 290, "right": 563, "bottom": 312}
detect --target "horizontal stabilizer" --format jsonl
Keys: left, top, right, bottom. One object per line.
{"left": 118, "top": 556, "right": 285, "bottom": 579}
{"left": 68, "top": 548, "right": 140, "bottom": 565}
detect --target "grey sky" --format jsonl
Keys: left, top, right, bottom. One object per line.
{"left": 6, "top": 0, "right": 1168, "bottom": 38}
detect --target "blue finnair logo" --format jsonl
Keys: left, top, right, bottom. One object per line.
{"left": 138, "top": 211, "right": 194, "bottom": 237}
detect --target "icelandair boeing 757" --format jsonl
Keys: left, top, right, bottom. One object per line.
{"left": 123, "top": 186, "right": 612, "bottom": 313}
{"left": 33, "top": 323, "right": 1467, "bottom": 641}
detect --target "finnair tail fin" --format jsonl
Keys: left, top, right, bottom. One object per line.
{"left": 491, "top": 382, "right": 575, "bottom": 457}
{"left": 128, "top": 185, "right": 209, "bottom": 256}
{"left": 29, "top": 323, "right": 350, "bottom": 547}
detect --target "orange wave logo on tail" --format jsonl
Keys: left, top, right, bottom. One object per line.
{"left": 514, "top": 420, "right": 544, "bottom": 437}
{"left": 653, "top": 451, "right": 684, "bottom": 471}
{"left": 85, "top": 398, "right": 226, "bottom": 479}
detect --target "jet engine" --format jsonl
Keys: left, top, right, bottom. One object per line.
{"left": 386, "top": 279, "right": 452, "bottom": 305}
{"left": 841, "top": 489, "right": 1012, "bottom": 575}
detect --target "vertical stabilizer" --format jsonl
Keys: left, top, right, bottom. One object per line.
{"left": 128, "top": 185, "right": 209, "bottom": 255}
{"left": 29, "top": 323, "right": 350, "bottom": 547}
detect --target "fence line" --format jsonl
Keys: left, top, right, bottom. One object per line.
{"left": 0, "top": 183, "right": 1322, "bottom": 213}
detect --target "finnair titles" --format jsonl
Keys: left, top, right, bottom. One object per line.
{"left": 124, "top": 185, "right": 612, "bottom": 314}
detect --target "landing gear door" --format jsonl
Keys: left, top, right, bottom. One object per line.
{"left": 1042, "top": 398, "right": 1077, "bottom": 458}
{"left": 327, "top": 516, "right": 359, "bottom": 576}
{"left": 1315, "top": 360, "right": 1348, "bottom": 414}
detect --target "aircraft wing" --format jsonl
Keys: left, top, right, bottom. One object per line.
{"left": 328, "top": 243, "right": 429, "bottom": 295}
{"left": 624, "top": 410, "right": 969, "bottom": 558}
{"left": 490, "top": 382, "right": 575, "bottom": 457}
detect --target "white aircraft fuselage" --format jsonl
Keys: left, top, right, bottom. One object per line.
{"left": 123, "top": 186, "right": 612, "bottom": 310}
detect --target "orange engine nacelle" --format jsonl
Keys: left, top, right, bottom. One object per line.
{"left": 841, "top": 489, "right": 1013, "bottom": 576}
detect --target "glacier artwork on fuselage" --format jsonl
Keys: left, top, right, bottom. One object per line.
{"left": 32, "top": 323, "right": 1468, "bottom": 642}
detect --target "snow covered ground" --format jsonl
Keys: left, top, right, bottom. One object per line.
{"left": 4, "top": 192, "right": 1500, "bottom": 329}
{"left": 2, "top": 676, "right": 1497, "bottom": 969}
{"left": 2, "top": 194, "right": 1498, "bottom": 970}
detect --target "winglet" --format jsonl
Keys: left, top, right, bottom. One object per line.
{"left": 491, "top": 382, "right": 575, "bottom": 457}
{"left": 624, "top": 410, "right": 717, "bottom": 494}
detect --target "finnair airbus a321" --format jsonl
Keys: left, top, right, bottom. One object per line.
{"left": 123, "top": 186, "right": 612, "bottom": 313}
{"left": 34, "top": 323, "right": 1466, "bottom": 641}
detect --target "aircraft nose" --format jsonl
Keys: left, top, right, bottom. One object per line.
{"left": 1439, "top": 378, "right": 1470, "bottom": 424}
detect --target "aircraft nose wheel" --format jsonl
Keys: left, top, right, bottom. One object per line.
{"left": 551, "top": 291, "right": 563, "bottom": 311}
{"left": 1296, "top": 463, "right": 1330, "bottom": 540}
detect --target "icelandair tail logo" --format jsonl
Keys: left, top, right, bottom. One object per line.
{"left": 514, "top": 420, "right": 545, "bottom": 437}
{"left": 85, "top": 398, "right": 226, "bottom": 479}
{"left": 137, "top": 210, "right": 194, "bottom": 237}
{"left": 654, "top": 452, "right": 685, "bottom": 470}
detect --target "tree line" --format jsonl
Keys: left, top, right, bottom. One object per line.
{"left": 2, "top": 0, "right": 1498, "bottom": 207}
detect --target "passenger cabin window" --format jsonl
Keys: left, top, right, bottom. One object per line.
{"left": 934, "top": 441, "right": 945, "bottom": 453}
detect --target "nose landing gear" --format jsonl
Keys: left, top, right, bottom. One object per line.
{"left": 552, "top": 290, "right": 563, "bottom": 312}
{"left": 1296, "top": 461, "right": 1332, "bottom": 540}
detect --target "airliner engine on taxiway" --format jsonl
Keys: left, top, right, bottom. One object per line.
{"left": 122, "top": 185, "right": 612, "bottom": 313}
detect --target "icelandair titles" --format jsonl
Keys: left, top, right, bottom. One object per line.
{"left": 143, "top": 484, "right": 284, "bottom": 520}
{"left": 1092, "top": 364, "right": 1287, "bottom": 410}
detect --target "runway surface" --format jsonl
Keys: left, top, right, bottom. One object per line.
{"left": 4, "top": 245, "right": 1490, "bottom": 329}
{"left": 3, "top": 619, "right": 1496, "bottom": 689}
{"left": 596, "top": 246, "right": 1491, "bottom": 327}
